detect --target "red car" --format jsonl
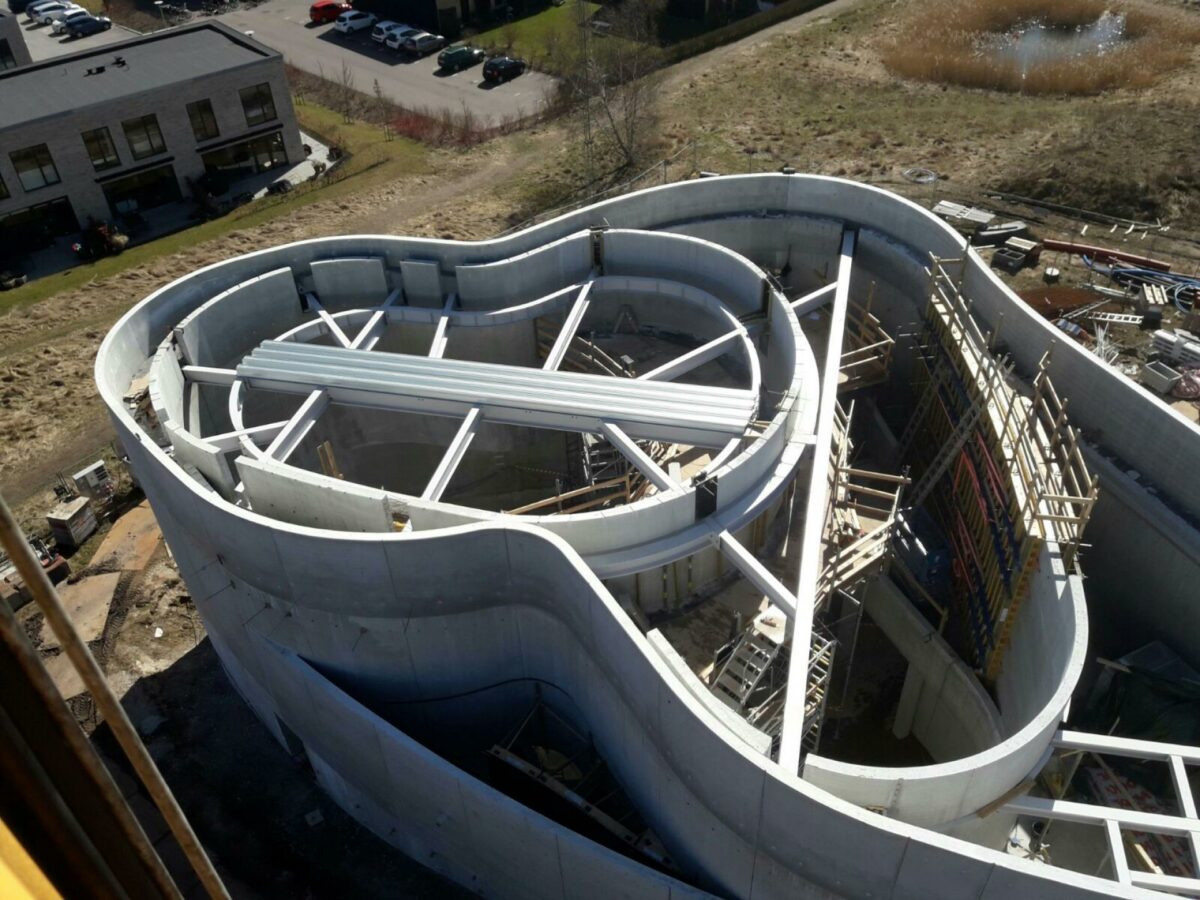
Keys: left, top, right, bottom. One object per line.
{"left": 309, "top": 0, "right": 351, "bottom": 24}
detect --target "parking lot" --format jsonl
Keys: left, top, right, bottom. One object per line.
{"left": 218, "top": 0, "right": 557, "bottom": 125}
{"left": 20, "top": 13, "right": 137, "bottom": 61}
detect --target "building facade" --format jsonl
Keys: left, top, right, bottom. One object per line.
{"left": 0, "top": 22, "right": 303, "bottom": 260}
{"left": 0, "top": 9, "right": 33, "bottom": 71}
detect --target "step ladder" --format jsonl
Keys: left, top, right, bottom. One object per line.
{"left": 711, "top": 630, "right": 783, "bottom": 711}
{"left": 801, "top": 631, "right": 836, "bottom": 754}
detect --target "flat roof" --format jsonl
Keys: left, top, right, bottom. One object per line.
{"left": 0, "top": 21, "right": 277, "bottom": 130}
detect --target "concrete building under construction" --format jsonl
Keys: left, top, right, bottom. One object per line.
{"left": 96, "top": 175, "right": 1200, "bottom": 898}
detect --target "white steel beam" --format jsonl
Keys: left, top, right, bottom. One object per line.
{"left": 429, "top": 293, "right": 457, "bottom": 359}
{"left": 778, "top": 228, "right": 857, "bottom": 773}
{"left": 205, "top": 421, "right": 288, "bottom": 453}
{"left": 182, "top": 366, "right": 237, "bottom": 386}
{"left": 1104, "top": 819, "right": 1132, "bottom": 886}
{"left": 1007, "top": 795, "right": 1200, "bottom": 838}
{"left": 716, "top": 530, "right": 797, "bottom": 617}
{"left": 263, "top": 389, "right": 329, "bottom": 463}
{"left": 421, "top": 407, "right": 481, "bottom": 502}
{"left": 543, "top": 280, "right": 594, "bottom": 372}
{"left": 1128, "top": 870, "right": 1200, "bottom": 896}
{"left": 383, "top": 287, "right": 403, "bottom": 307}
{"left": 305, "top": 293, "right": 353, "bottom": 348}
{"left": 1056, "top": 730, "right": 1200, "bottom": 766}
{"left": 238, "top": 342, "right": 755, "bottom": 447}
{"left": 350, "top": 310, "right": 388, "bottom": 351}
{"left": 790, "top": 283, "right": 837, "bottom": 315}
{"left": 600, "top": 422, "right": 680, "bottom": 494}
{"left": 638, "top": 329, "right": 743, "bottom": 382}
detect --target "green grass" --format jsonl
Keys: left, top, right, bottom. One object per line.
{"left": 471, "top": 1, "right": 600, "bottom": 60}
{"left": 0, "top": 101, "right": 428, "bottom": 317}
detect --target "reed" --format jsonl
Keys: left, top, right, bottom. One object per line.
{"left": 882, "top": 0, "right": 1200, "bottom": 95}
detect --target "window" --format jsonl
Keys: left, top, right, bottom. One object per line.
{"left": 81, "top": 127, "right": 120, "bottom": 171}
{"left": 239, "top": 83, "right": 276, "bottom": 127}
{"left": 187, "top": 99, "right": 220, "bottom": 142}
{"left": 0, "top": 39, "right": 16, "bottom": 71}
{"left": 122, "top": 114, "right": 166, "bottom": 160}
{"left": 201, "top": 131, "right": 287, "bottom": 178}
{"left": 0, "top": 173, "right": 8, "bottom": 201}
{"left": 10, "top": 144, "right": 60, "bottom": 192}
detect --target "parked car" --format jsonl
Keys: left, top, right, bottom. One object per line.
{"left": 64, "top": 14, "right": 112, "bottom": 36}
{"left": 383, "top": 24, "right": 421, "bottom": 51}
{"left": 50, "top": 8, "right": 90, "bottom": 33}
{"left": 39, "top": 3, "right": 86, "bottom": 25}
{"left": 402, "top": 31, "right": 444, "bottom": 56}
{"left": 483, "top": 55, "right": 527, "bottom": 83}
{"left": 332, "top": 9, "right": 375, "bottom": 34}
{"left": 308, "top": 0, "right": 351, "bottom": 24}
{"left": 437, "top": 44, "right": 486, "bottom": 72}
{"left": 25, "top": 0, "right": 67, "bottom": 20}
{"left": 30, "top": 1, "right": 79, "bottom": 24}
{"left": 370, "top": 19, "right": 406, "bottom": 43}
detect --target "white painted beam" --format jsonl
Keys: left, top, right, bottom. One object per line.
{"left": 182, "top": 366, "right": 237, "bottom": 386}
{"left": 1056, "top": 730, "right": 1200, "bottom": 766}
{"left": 778, "top": 228, "right": 857, "bottom": 773}
{"left": 383, "top": 287, "right": 403, "bottom": 307}
{"left": 429, "top": 293, "right": 457, "bottom": 359}
{"left": 263, "top": 389, "right": 329, "bottom": 463}
{"left": 205, "top": 421, "right": 288, "bottom": 453}
{"left": 350, "top": 310, "right": 388, "bottom": 351}
{"left": 543, "top": 280, "right": 594, "bottom": 372}
{"left": 1008, "top": 795, "right": 1200, "bottom": 837}
{"left": 1128, "top": 870, "right": 1200, "bottom": 896}
{"left": 421, "top": 407, "right": 481, "bottom": 502}
{"left": 305, "top": 293, "right": 353, "bottom": 348}
{"left": 716, "top": 530, "right": 797, "bottom": 617}
{"left": 1104, "top": 819, "right": 1131, "bottom": 886}
{"left": 638, "top": 329, "right": 743, "bottom": 382}
{"left": 600, "top": 422, "right": 679, "bottom": 494}
{"left": 790, "top": 283, "right": 837, "bottom": 315}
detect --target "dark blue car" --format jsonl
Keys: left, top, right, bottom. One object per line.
{"left": 65, "top": 14, "right": 112, "bottom": 37}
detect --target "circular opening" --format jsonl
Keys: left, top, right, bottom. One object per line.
{"left": 883, "top": 0, "right": 1200, "bottom": 95}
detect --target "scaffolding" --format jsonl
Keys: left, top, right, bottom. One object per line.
{"left": 902, "top": 255, "right": 1098, "bottom": 681}
{"left": 839, "top": 295, "right": 896, "bottom": 394}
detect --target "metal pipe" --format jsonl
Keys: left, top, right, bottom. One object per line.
{"left": 0, "top": 490, "right": 230, "bottom": 900}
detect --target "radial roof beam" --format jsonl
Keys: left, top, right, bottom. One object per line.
{"left": 305, "top": 293, "right": 353, "bottom": 349}
{"left": 778, "top": 228, "right": 857, "bottom": 774}
{"left": 429, "top": 293, "right": 457, "bottom": 359}
{"left": 600, "top": 422, "right": 680, "bottom": 494}
{"left": 263, "top": 389, "right": 330, "bottom": 463}
{"left": 543, "top": 279, "right": 595, "bottom": 372}
{"left": 205, "top": 421, "right": 289, "bottom": 453}
{"left": 790, "top": 283, "right": 836, "bottom": 316}
{"left": 182, "top": 366, "right": 237, "bottom": 386}
{"left": 350, "top": 310, "right": 388, "bottom": 351}
{"left": 715, "top": 530, "right": 797, "bottom": 617}
{"left": 421, "top": 406, "right": 482, "bottom": 502}
{"left": 638, "top": 328, "right": 743, "bottom": 382}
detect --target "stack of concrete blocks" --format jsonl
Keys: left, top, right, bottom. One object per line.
{"left": 1142, "top": 360, "right": 1183, "bottom": 394}
{"left": 1153, "top": 329, "right": 1200, "bottom": 367}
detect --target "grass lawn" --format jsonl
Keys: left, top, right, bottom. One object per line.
{"left": 0, "top": 100, "right": 428, "bottom": 316}
{"left": 471, "top": 1, "right": 600, "bottom": 60}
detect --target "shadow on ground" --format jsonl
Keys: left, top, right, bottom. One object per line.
{"left": 92, "top": 639, "right": 470, "bottom": 899}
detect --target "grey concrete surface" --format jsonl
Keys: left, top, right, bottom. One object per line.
{"left": 214, "top": 0, "right": 557, "bottom": 125}
{"left": 97, "top": 175, "right": 1183, "bottom": 900}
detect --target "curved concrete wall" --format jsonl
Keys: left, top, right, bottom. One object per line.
{"left": 96, "top": 175, "right": 1174, "bottom": 900}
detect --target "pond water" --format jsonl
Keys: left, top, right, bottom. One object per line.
{"left": 980, "top": 13, "right": 1128, "bottom": 73}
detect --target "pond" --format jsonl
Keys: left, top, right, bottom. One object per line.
{"left": 979, "top": 12, "right": 1129, "bottom": 74}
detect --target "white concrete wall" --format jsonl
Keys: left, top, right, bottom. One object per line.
{"left": 95, "top": 174, "right": 1183, "bottom": 900}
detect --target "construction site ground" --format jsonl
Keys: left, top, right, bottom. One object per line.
{"left": 6, "top": 0, "right": 1200, "bottom": 894}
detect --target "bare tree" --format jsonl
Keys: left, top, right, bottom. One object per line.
{"left": 548, "top": 0, "right": 665, "bottom": 175}
{"left": 338, "top": 59, "right": 357, "bottom": 123}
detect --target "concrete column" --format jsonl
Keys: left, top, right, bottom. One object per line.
{"left": 893, "top": 663, "right": 922, "bottom": 741}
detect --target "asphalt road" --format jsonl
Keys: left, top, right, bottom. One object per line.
{"left": 217, "top": 0, "right": 557, "bottom": 125}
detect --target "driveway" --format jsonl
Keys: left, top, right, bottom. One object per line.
{"left": 216, "top": 0, "right": 556, "bottom": 125}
